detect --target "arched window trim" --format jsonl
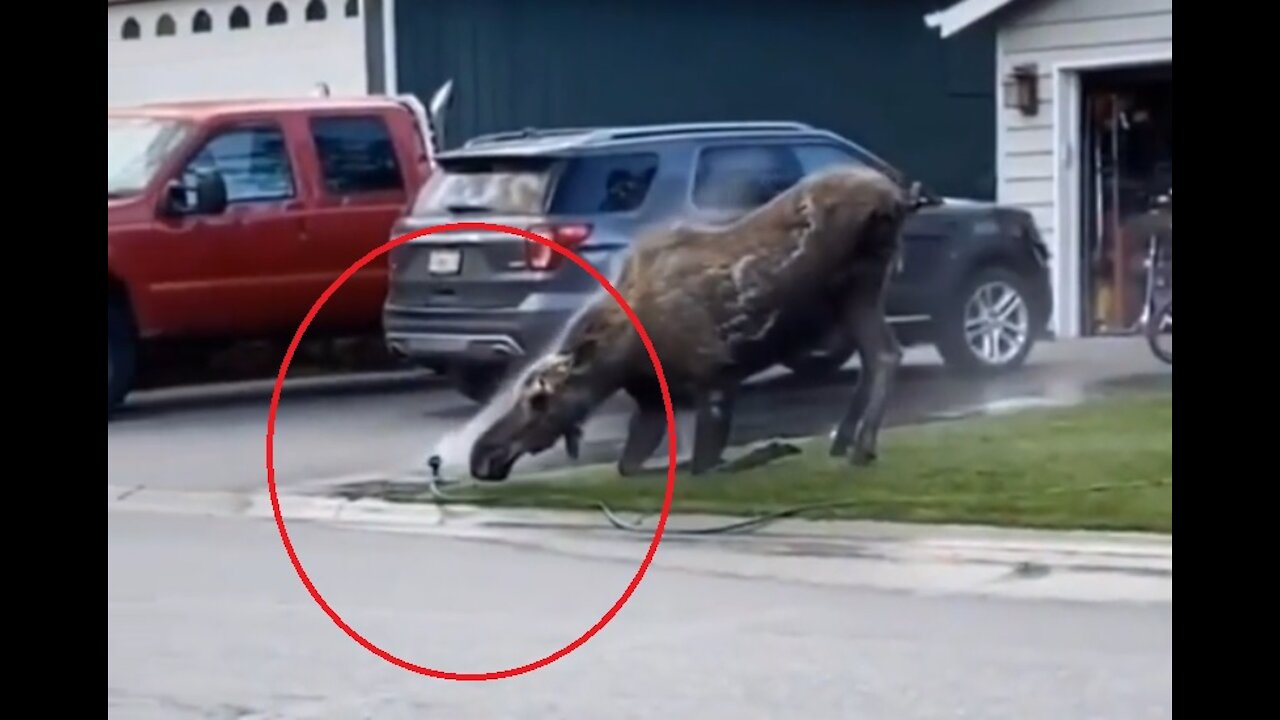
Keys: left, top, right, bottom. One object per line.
{"left": 192, "top": 9, "right": 213, "bottom": 33}
{"left": 267, "top": 2, "right": 289, "bottom": 26}
{"left": 305, "top": 0, "right": 328, "bottom": 22}
{"left": 121, "top": 17, "right": 141, "bottom": 40}
{"left": 155, "top": 13, "right": 177, "bottom": 37}
{"left": 229, "top": 5, "right": 251, "bottom": 30}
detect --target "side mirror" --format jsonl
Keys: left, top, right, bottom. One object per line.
{"left": 192, "top": 169, "right": 228, "bottom": 214}
{"left": 162, "top": 169, "right": 228, "bottom": 217}
{"left": 163, "top": 179, "right": 188, "bottom": 216}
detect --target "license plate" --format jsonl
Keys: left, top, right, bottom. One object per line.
{"left": 427, "top": 248, "right": 461, "bottom": 275}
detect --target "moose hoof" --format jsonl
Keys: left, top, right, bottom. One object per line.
{"left": 849, "top": 446, "right": 878, "bottom": 467}
{"left": 617, "top": 460, "right": 649, "bottom": 477}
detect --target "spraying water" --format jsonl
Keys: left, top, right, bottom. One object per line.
{"left": 425, "top": 254, "right": 629, "bottom": 478}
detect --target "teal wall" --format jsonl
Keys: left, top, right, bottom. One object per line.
{"left": 394, "top": 0, "right": 996, "bottom": 199}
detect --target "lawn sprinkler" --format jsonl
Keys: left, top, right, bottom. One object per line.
{"left": 421, "top": 453, "right": 462, "bottom": 502}
{"left": 424, "top": 452, "right": 472, "bottom": 489}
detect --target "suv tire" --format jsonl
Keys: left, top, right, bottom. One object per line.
{"left": 935, "top": 266, "right": 1037, "bottom": 375}
{"left": 451, "top": 364, "right": 509, "bottom": 404}
{"left": 108, "top": 299, "right": 137, "bottom": 417}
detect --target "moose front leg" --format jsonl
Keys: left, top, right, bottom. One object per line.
{"left": 618, "top": 405, "right": 667, "bottom": 476}
{"left": 691, "top": 384, "right": 738, "bottom": 474}
{"left": 617, "top": 381, "right": 669, "bottom": 477}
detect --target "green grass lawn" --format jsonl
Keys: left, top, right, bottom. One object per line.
{"left": 402, "top": 390, "right": 1173, "bottom": 533}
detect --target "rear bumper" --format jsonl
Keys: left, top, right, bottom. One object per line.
{"left": 382, "top": 304, "right": 574, "bottom": 366}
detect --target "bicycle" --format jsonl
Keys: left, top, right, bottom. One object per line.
{"left": 1124, "top": 188, "right": 1172, "bottom": 365}
{"left": 1146, "top": 296, "right": 1171, "bottom": 365}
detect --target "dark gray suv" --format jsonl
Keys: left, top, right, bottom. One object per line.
{"left": 384, "top": 121, "right": 1053, "bottom": 402}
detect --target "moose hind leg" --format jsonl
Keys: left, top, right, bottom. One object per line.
{"left": 828, "top": 260, "right": 902, "bottom": 466}
{"left": 829, "top": 348, "right": 871, "bottom": 458}
{"left": 828, "top": 291, "right": 876, "bottom": 459}
{"left": 846, "top": 309, "right": 902, "bottom": 466}
{"left": 691, "top": 386, "right": 737, "bottom": 475}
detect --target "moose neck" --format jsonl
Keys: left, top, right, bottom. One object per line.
{"left": 566, "top": 364, "right": 627, "bottom": 424}
{"left": 555, "top": 307, "right": 638, "bottom": 419}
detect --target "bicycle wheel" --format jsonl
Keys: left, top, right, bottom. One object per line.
{"left": 1145, "top": 299, "right": 1172, "bottom": 365}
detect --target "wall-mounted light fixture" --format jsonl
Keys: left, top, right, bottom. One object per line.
{"left": 1003, "top": 64, "right": 1039, "bottom": 116}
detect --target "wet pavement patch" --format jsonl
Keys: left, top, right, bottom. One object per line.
{"left": 924, "top": 396, "right": 1078, "bottom": 422}
{"left": 741, "top": 540, "right": 891, "bottom": 561}
{"left": 323, "top": 477, "right": 433, "bottom": 502}
{"left": 923, "top": 371, "right": 1170, "bottom": 423}
{"left": 1090, "top": 372, "right": 1172, "bottom": 395}
{"left": 1009, "top": 561, "right": 1053, "bottom": 579}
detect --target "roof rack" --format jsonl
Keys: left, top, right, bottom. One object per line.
{"left": 588, "top": 121, "right": 813, "bottom": 142}
{"left": 461, "top": 121, "right": 815, "bottom": 148}
{"left": 463, "top": 127, "right": 599, "bottom": 147}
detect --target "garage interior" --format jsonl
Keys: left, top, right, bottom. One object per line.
{"left": 1078, "top": 62, "right": 1173, "bottom": 335}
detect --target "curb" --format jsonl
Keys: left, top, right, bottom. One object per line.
{"left": 107, "top": 484, "right": 1172, "bottom": 577}
{"left": 108, "top": 484, "right": 448, "bottom": 527}
{"left": 331, "top": 500, "right": 1173, "bottom": 575}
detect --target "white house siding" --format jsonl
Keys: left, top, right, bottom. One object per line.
{"left": 108, "top": 0, "right": 368, "bottom": 108}
{"left": 994, "top": 0, "right": 1172, "bottom": 336}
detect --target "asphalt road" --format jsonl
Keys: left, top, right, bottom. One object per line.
{"left": 106, "top": 338, "right": 1171, "bottom": 494}
{"left": 107, "top": 512, "right": 1172, "bottom": 719}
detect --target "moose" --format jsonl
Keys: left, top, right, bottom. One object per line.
{"left": 469, "top": 164, "right": 929, "bottom": 481}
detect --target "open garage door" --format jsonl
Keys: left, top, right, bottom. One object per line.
{"left": 108, "top": 0, "right": 369, "bottom": 108}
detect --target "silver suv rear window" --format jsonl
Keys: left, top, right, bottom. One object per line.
{"left": 413, "top": 152, "right": 660, "bottom": 216}
{"left": 413, "top": 156, "right": 555, "bottom": 215}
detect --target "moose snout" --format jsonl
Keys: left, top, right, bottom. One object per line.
{"left": 469, "top": 441, "right": 518, "bottom": 482}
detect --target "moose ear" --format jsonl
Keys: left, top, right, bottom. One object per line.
{"left": 563, "top": 425, "right": 582, "bottom": 460}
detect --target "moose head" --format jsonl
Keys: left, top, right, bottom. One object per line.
{"left": 468, "top": 338, "right": 608, "bottom": 481}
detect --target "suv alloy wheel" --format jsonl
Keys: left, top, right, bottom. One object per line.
{"left": 935, "top": 266, "right": 1037, "bottom": 374}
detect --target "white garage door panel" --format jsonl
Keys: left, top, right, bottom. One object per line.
{"left": 108, "top": 0, "right": 367, "bottom": 108}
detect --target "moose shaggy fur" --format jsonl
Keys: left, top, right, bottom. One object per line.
{"left": 469, "top": 165, "right": 923, "bottom": 481}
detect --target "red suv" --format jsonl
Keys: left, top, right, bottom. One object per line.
{"left": 107, "top": 84, "right": 454, "bottom": 415}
